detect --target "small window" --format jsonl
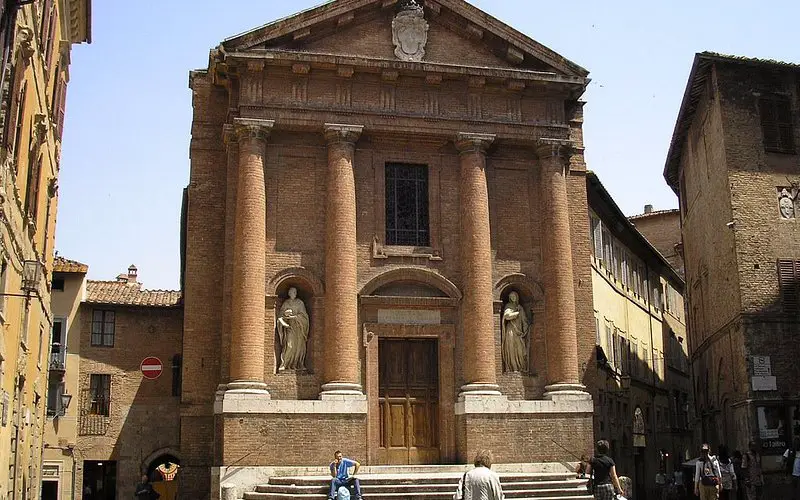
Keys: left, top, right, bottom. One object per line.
{"left": 778, "top": 259, "right": 799, "bottom": 314}
{"left": 385, "top": 163, "right": 429, "bottom": 246}
{"left": 51, "top": 277, "right": 64, "bottom": 291}
{"left": 759, "top": 95, "right": 795, "bottom": 153}
{"left": 89, "top": 374, "right": 111, "bottom": 416}
{"left": 91, "top": 310, "right": 115, "bottom": 347}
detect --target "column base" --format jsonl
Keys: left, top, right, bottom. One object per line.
{"left": 543, "top": 383, "right": 590, "bottom": 401}
{"left": 320, "top": 382, "right": 365, "bottom": 400}
{"left": 458, "top": 383, "right": 501, "bottom": 398}
{"left": 226, "top": 380, "right": 271, "bottom": 395}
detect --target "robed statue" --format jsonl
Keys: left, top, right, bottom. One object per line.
{"left": 502, "top": 291, "right": 530, "bottom": 372}
{"left": 276, "top": 287, "right": 309, "bottom": 371}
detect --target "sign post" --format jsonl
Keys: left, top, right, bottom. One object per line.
{"left": 140, "top": 357, "right": 163, "bottom": 380}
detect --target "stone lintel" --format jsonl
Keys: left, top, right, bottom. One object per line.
{"left": 214, "top": 393, "right": 367, "bottom": 415}
{"left": 535, "top": 138, "right": 573, "bottom": 160}
{"left": 454, "top": 394, "right": 593, "bottom": 416}
{"left": 323, "top": 123, "right": 363, "bottom": 145}
{"left": 455, "top": 132, "right": 495, "bottom": 155}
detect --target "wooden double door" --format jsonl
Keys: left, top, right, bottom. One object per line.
{"left": 378, "top": 338, "right": 440, "bottom": 464}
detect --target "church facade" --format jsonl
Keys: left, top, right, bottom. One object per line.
{"left": 182, "top": 1, "right": 596, "bottom": 497}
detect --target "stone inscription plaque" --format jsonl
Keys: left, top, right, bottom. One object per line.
{"left": 377, "top": 309, "right": 441, "bottom": 325}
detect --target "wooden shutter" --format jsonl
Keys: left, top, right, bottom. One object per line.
{"left": 760, "top": 96, "right": 795, "bottom": 152}
{"left": 778, "top": 259, "right": 799, "bottom": 314}
{"left": 55, "top": 77, "right": 66, "bottom": 138}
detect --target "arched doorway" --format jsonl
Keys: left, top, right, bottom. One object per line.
{"left": 147, "top": 454, "right": 181, "bottom": 500}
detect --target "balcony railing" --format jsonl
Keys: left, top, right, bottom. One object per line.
{"left": 49, "top": 344, "right": 65, "bottom": 372}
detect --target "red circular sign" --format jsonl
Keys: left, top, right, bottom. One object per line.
{"left": 140, "top": 357, "right": 163, "bottom": 380}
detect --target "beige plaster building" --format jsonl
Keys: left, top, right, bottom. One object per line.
{"left": 664, "top": 52, "right": 800, "bottom": 494}
{"left": 0, "top": 1, "right": 90, "bottom": 498}
{"left": 181, "top": 0, "right": 597, "bottom": 497}
{"left": 588, "top": 173, "right": 691, "bottom": 497}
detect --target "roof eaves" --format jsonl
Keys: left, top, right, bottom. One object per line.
{"left": 587, "top": 172, "right": 684, "bottom": 288}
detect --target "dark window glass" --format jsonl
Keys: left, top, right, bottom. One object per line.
{"left": 89, "top": 374, "right": 110, "bottom": 416}
{"left": 51, "top": 277, "right": 64, "bottom": 291}
{"left": 91, "top": 310, "right": 115, "bottom": 347}
{"left": 759, "top": 95, "right": 795, "bottom": 153}
{"left": 385, "top": 163, "right": 429, "bottom": 246}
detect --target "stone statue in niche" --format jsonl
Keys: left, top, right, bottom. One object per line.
{"left": 778, "top": 188, "right": 796, "bottom": 219}
{"left": 276, "top": 287, "right": 309, "bottom": 371}
{"left": 502, "top": 291, "right": 530, "bottom": 373}
{"left": 392, "top": 0, "right": 428, "bottom": 62}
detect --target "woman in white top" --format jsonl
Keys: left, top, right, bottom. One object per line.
{"left": 718, "top": 445, "right": 737, "bottom": 500}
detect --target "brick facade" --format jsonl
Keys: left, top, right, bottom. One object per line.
{"left": 181, "top": 1, "right": 597, "bottom": 497}
{"left": 664, "top": 52, "right": 800, "bottom": 494}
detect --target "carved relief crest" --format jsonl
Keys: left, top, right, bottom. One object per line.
{"left": 392, "top": 1, "right": 428, "bottom": 62}
{"left": 778, "top": 187, "right": 798, "bottom": 220}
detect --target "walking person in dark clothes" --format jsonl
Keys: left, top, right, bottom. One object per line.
{"left": 585, "top": 439, "right": 624, "bottom": 500}
{"left": 135, "top": 474, "right": 160, "bottom": 500}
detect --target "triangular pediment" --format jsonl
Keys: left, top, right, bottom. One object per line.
{"left": 223, "top": 0, "right": 588, "bottom": 77}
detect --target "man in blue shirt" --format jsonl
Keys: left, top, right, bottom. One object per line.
{"left": 329, "top": 450, "right": 363, "bottom": 500}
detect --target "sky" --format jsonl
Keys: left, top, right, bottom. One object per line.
{"left": 55, "top": 0, "right": 800, "bottom": 290}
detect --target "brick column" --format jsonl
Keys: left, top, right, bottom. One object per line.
{"left": 536, "top": 140, "right": 587, "bottom": 399}
{"left": 321, "top": 123, "right": 364, "bottom": 397}
{"left": 455, "top": 133, "right": 500, "bottom": 396}
{"left": 227, "top": 118, "right": 274, "bottom": 394}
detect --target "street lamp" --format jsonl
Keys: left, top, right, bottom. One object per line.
{"left": 59, "top": 393, "right": 72, "bottom": 417}
{"left": 21, "top": 260, "right": 42, "bottom": 294}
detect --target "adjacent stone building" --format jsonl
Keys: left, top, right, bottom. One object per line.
{"left": 183, "top": 0, "right": 596, "bottom": 496}
{"left": 588, "top": 173, "right": 691, "bottom": 498}
{"left": 0, "top": 1, "right": 90, "bottom": 498}
{"left": 630, "top": 207, "right": 684, "bottom": 278}
{"left": 43, "top": 262, "right": 183, "bottom": 500}
{"left": 664, "top": 52, "right": 800, "bottom": 491}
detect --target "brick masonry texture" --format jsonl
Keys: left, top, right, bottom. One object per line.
{"left": 75, "top": 304, "right": 183, "bottom": 500}
{"left": 668, "top": 54, "right": 800, "bottom": 491}
{"left": 178, "top": 2, "right": 598, "bottom": 496}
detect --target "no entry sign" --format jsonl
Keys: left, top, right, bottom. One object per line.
{"left": 140, "top": 357, "right": 163, "bottom": 380}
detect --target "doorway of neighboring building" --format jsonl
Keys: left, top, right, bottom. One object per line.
{"left": 378, "top": 338, "right": 439, "bottom": 464}
{"left": 41, "top": 480, "right": 58, "bottom": 500}
{"left": 82, "top": 460, "right": 116, "bottom": 500}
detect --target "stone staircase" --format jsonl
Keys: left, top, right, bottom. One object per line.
{"left": 242, "top": 464, "right": 592, "bottom": 500}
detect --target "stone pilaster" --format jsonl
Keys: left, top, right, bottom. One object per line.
{"left": 227, "top": 118, "right": 274, "bottom": 394}
{"left": 536, "top": 140, "right": 587, "bottom": 399}
{"left": 321, "top": 123, "right": 364, "bottom": 398}
{"left": 455, "top": 133, "right": 500, "bottom": 396}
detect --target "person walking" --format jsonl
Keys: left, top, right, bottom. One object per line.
{"left": 731, "top": 451, "right": 745, "bottom": 500}
{"left": 783, "top": 437, "right": 800, "bottom": 499}
{"left": 135, "top": 474, "right": 160, "bottom": 500}
{"left": 718, "top": 446, "right": 737, "bottom": 500}
{"left": 453, "top": 450, "right": 504, "bottom": 500}
{"left": 741, "top": 441, "right": 764, "bottom": 500}
{"left": 585, "top": 439, "right": 624, "bottom": 500}
{"left": 694, "top": 443, "right": 722, "bottom": 500}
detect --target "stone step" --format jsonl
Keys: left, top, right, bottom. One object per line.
{"left": 267, "top": 472, "right": 579, "bottom": 486}
{"left": 258, "top": 480, "right": 587, "bottom": 493}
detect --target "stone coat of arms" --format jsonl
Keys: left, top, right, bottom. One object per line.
{"left": 392, "top": 1, "right": 429, "bottom": 62}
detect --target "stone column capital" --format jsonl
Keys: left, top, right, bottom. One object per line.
{"left": 455, "top": 133, "right": 495, "bottom": 156}
{"left": 534, "top": 139, "right": 573, "bottom": 161}
{"left": 323, "top": 123, "right": 363, "bottom": 145}
{"left": 233, "top": 118, "right": 274, "bottom": 142}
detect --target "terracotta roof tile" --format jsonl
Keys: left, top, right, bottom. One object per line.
{"left": 86, "top": 280, "right": 182, "bottom": 307}
{"left": 628, "top": 208, "right": 680, "bottom": 220}
{"left": 53, "top": 256, "right": 88, "bottom": 274}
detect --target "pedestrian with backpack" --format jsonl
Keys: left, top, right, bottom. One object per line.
{"left": 694, "top": 443, "right": 722, "bottom": 500}
{"left": 783, "top": 437, "right": 800, "bottom": 499}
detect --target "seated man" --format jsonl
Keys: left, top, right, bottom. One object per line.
{"left": 329, "top": 450, "right": 363, "bottom": 500}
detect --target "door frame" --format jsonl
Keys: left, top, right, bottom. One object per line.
{"left": 365, "top": 322, "right": 455, "bottom": 465}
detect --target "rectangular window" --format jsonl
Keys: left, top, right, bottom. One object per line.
{"left": 595, "top": 316, "right": 601, "bottom": 345}
{"left": 759, "top": 95, "right": 795, "bottom": 153}
{"left": 602, "top": 229, "right": 612, "bottom": 270}
{"left": 605, "top": 322, "right": 613, "bottom": 366}
{"left": 51, "top": 277, "right": 64, "bottom": 291}
{"left": 12, "top": 80, "right": 27, "bottom": 160}
{"left": 632, "top": 340, "right": 639, "bottom": 377}
{"left": 591, "top": 215, "right": 602, "bottom": 260}
{"left": 89, "top": 374, "right": 111, "bottom": 416}
{"left": 778, "top": 259, "right": 799, "bottom": 314}
{"left": 24, "top": 154, "right": 42, "bottom": 221}
{"left": 50, "top": 318, "right": 65, "bottom": 370}
{"left": 46, "top": 379, "right": 63, "bottom": 416}
{"left": 612, "top": 329, "right": 620, "bottom": 368}
{"left": 385, "top": 163, "right": 429, "bottom": 246}
{"left": 91, "top": 310, "right": 115, "bottom": 347}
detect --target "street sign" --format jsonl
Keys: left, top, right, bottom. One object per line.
{"left": 140, "top": 357, "right": 163, "bottom": 380}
